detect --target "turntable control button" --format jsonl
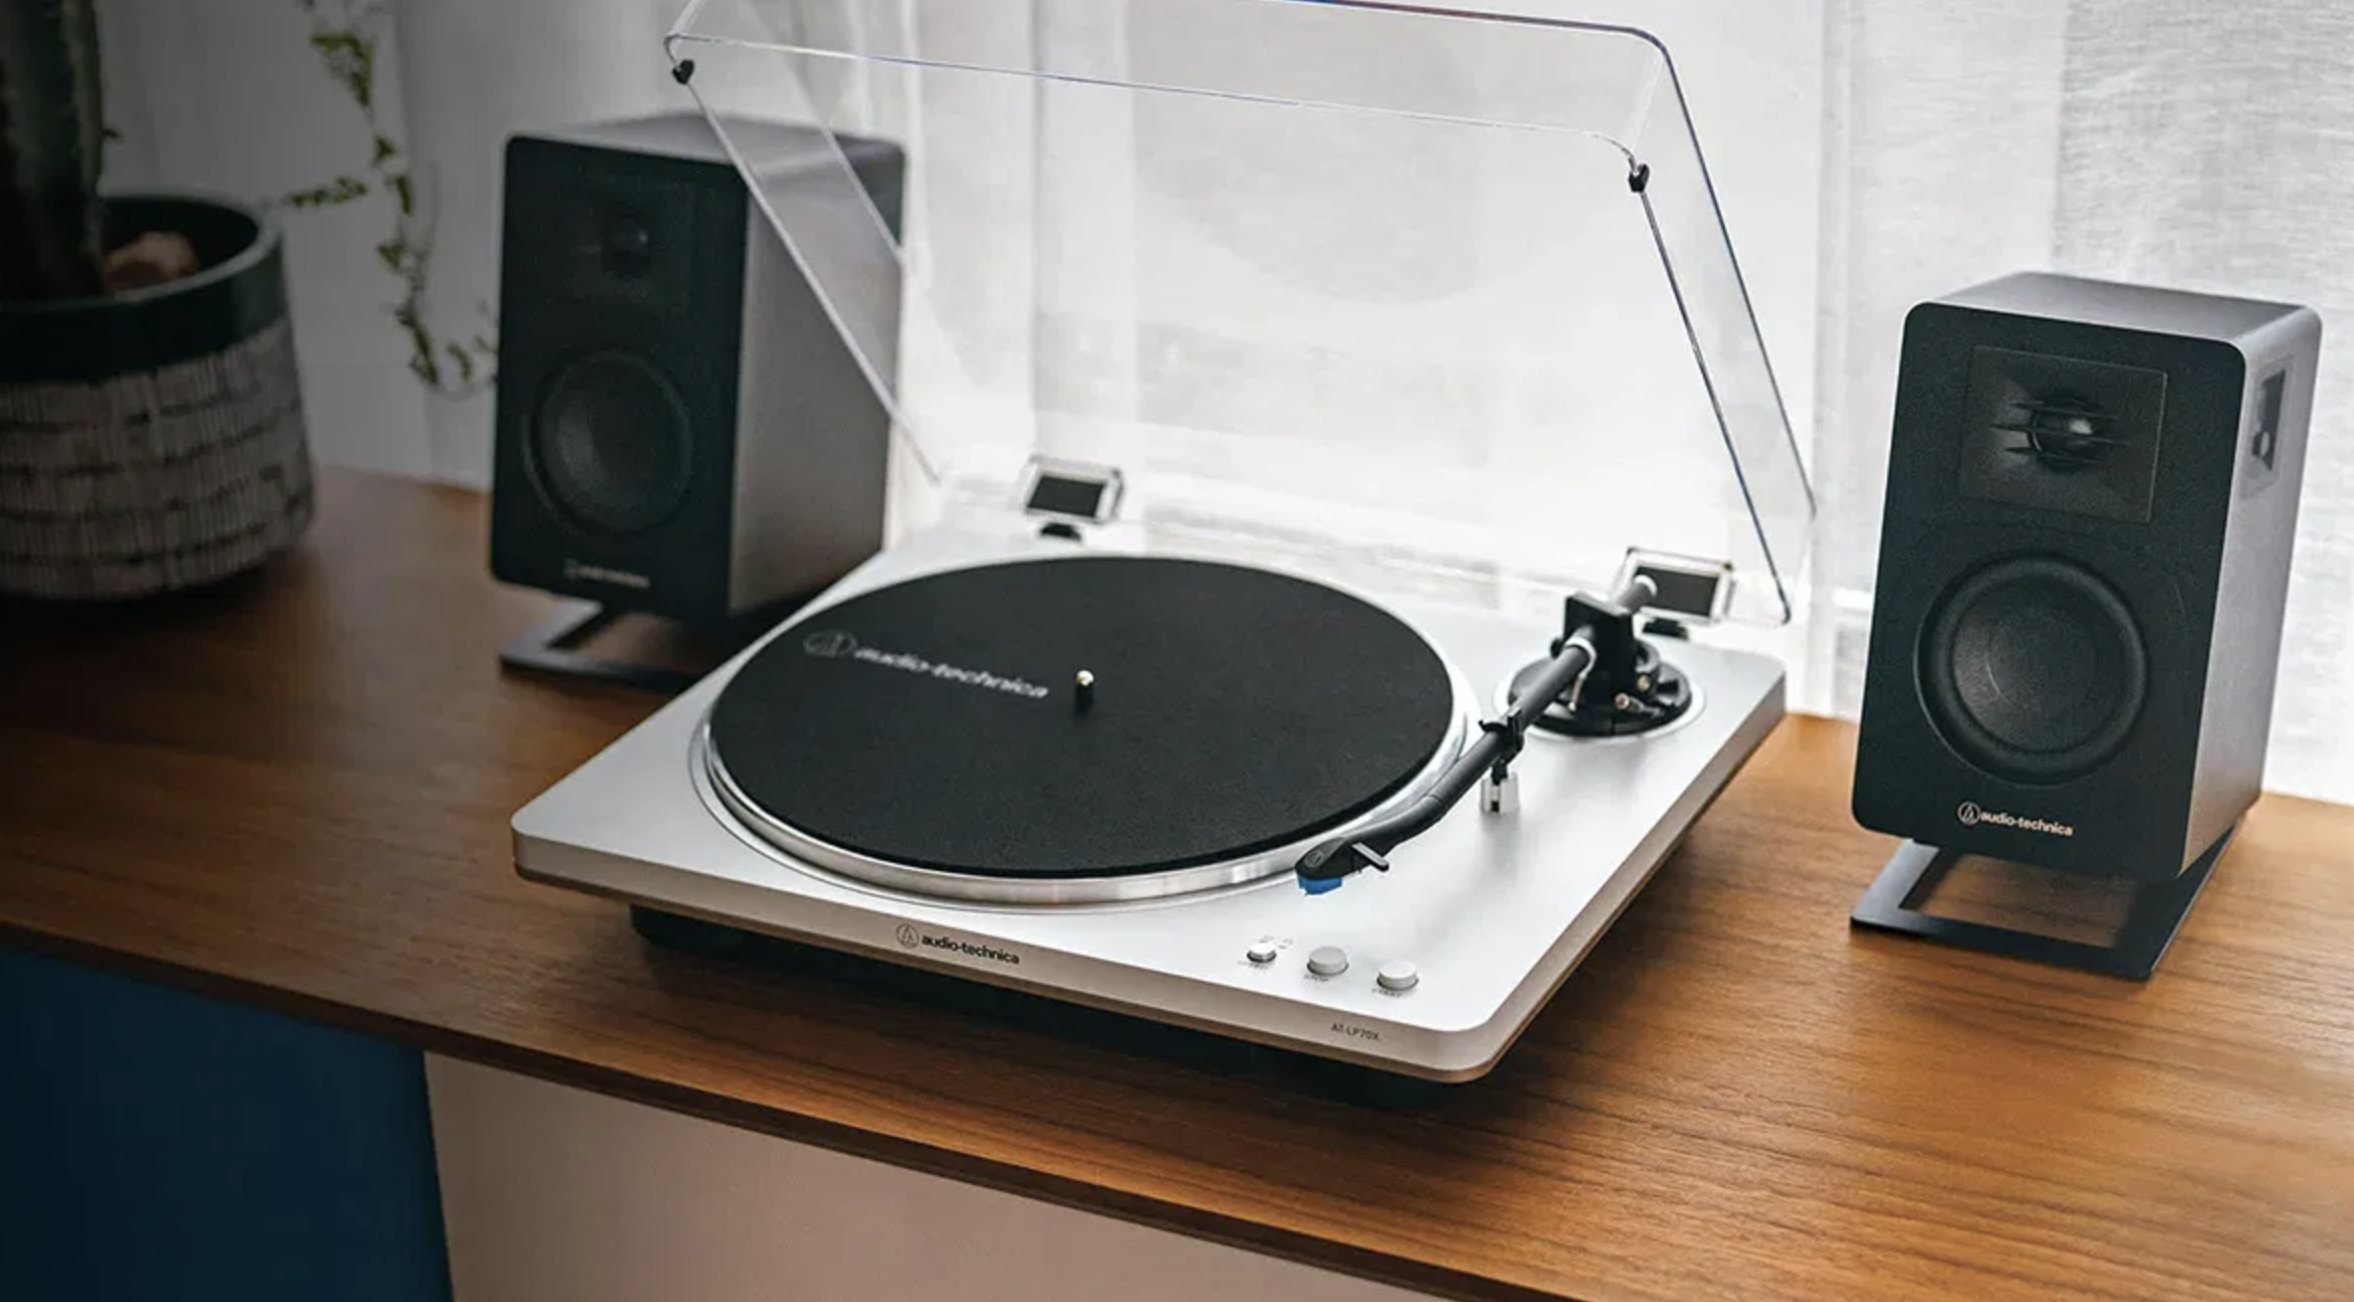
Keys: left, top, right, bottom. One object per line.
{"left": 1376, "top": 960, "right": 1420, "bottom": 992}
{"left": 1306, "top": 945, "right": 1350, "bottom": 977}
{"left": 1246, "top": 942, "right": 1279, "bottom": 965}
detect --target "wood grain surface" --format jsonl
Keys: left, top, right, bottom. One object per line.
{"left": 3, "top": 469, "right": 2349, "bottom": 1302}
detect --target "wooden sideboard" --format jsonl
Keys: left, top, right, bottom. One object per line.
{"left": 4, "top": 469, "right": 2349, "bottom": 1302}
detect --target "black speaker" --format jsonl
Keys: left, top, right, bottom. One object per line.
{"left": 489, "top": 113, "right": 902, "bottom": 644}
{"left": 1851, "top": 272, "right": 2320, "bottom": 974}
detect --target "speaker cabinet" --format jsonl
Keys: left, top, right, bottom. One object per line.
{"left": 489, "top": 113, "right": 902, "bottom": 626}
{"left": 1854, "top": 273, "right": 2319, "bottom": 908}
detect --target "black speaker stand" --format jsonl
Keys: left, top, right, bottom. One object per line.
{"left": 501, "top": 599, "right": 797, "bottom": 695}
{"left": 1849, "top": 828, "right": 2232, "bottom": 979}
{"left": 500, "top": 603, "right": 696, "bottom": 693}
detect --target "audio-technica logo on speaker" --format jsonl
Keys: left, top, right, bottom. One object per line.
{"left": 562, "top": 558, "right": 652, "bottom": 590}
{"left": 1957, "top": 800, "right": 2076, "bottom": 838}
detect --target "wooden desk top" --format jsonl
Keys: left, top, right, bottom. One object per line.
{"left": 4, "top": 469, "right": 2350, "bottom": 1302}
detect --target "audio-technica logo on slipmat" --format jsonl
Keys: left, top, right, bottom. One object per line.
{"left": 895, "top": 922, "right": 1022, "bottom": 967}
{"left": 801, "top": 629, "right": 1050, "bottom": 701}
{"left": 1957, "top": 800, "right": 2076, "bottom": 838}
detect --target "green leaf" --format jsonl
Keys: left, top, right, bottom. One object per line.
{"left": 388, "top": 174, "right": 414, "bottom": 217}
{"left": 449, "top": 344, "right": 477, "bottom": 385}
{"left": 375, "top": 238, "right": 405, "bottom": 272}
{"left": 308, "top": 29, "right": 377, "bottom": 111}
{"left": 282, "top": 175, "right": 372, "bottom": 208}
{"left": 371, "top": 134, "right": 400, "bottom": 166}
{"left": 405, "top": 314, "right": 441, "bottom": 385}
{"left": 348, "top": 35, "right": 378, "bottom": 112}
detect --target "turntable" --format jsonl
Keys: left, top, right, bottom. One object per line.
{"left": 513, "top": 0, "right": 1815, "bottom": 1085}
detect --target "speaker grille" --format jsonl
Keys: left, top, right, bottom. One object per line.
{"left": 1919, "top": 555, "right": 2147, "bottom": 784}
{"left": 528, "top": 352, "right": 694, "bottom": 536}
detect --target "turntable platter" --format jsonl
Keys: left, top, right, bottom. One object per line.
{"left": 705, "top": 556, "right": 1461, "bottom": 892}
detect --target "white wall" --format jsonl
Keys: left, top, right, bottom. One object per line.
{"left": 100, "top": 0, "right": 434, "bottom": 478}
{"left": 391, "top": 0, "right": 694, "bottom": 479}
{"left": 98, "top": 0, "right": 695, "bottom": 484}
{"left": 426, "top": 1055, "right": 1430, "bottom": 1302}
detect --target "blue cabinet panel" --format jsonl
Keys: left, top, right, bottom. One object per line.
{"left": 0, "top": 946, "right": 452, "bottom": 1302}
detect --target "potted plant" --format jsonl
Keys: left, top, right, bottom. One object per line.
{"left": 0, "top": 0, "right": 313, "bottom": 601}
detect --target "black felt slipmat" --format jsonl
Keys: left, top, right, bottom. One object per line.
{"left": 707, "top": 556, "right": 1457, "bottom": 879}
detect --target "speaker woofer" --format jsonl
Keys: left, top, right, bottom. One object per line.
{"left": 1918, "top": 555, "right": 2147, "bottom": 785}
{"left": 529, "top": 351, "right": 694, "bottom": 536}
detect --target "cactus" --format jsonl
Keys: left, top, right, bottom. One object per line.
{"left": 0, "top": 0, "right": 108, "bottom": 302}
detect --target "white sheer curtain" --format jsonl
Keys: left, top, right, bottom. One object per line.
{"left": 900, "top": 0, "right": 2354, "bottom": 800}
{"left": 1813, "top": 0, "right": 2354, "bottom": 801}
{"left": 861, "top": 0, "right": 1831, "bottom": 676}
{"left": 105, "top": 1, "right": 2354, "bottom": 798}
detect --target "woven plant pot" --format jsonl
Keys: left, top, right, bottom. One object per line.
{"left": 0, "top": 194, "right": 314, "bottom": 601}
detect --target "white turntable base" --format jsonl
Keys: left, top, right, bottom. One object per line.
{"left": 513, "top": 525, "right": 1785, "bottom": 1083}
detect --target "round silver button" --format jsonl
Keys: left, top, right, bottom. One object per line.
{"left": 1306, "top": 945, "right": 1350, "bottom": 977}
{"left": 1376, "top": 959, "right": 1420, "bottom": 992}
{"left": 1246, "top": 941, "right": 1279, "bottom": 965}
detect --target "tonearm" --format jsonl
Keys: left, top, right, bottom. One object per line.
{"left": 1295, "top": 572, "right": 1679, "bottom": 894}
